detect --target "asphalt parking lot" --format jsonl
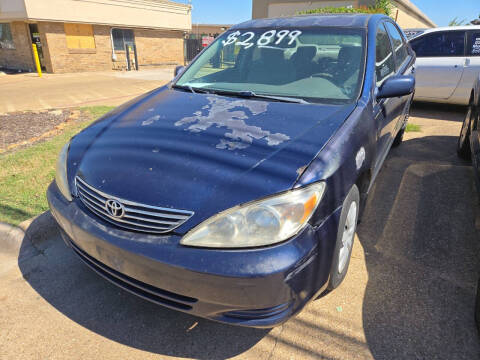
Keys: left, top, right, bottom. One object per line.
{"left": 0, "top": 103, "right": 479, "bottom": 359}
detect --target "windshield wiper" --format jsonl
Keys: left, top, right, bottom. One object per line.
{"left": 212, "top": 90, "right": 310, "bottom": 104}
{"left": 172, "top": 84, "right": 209, "bottom": 94}
{"left": 173, "top": 86, "right": 310, "bottom": 104}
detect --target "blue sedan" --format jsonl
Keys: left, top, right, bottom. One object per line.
{"left": 47, "top": 14, "right": 415, "bottom": 327}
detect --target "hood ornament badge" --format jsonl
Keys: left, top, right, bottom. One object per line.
{"left": 105, "top": 199, "right": 125, "bottom": 219}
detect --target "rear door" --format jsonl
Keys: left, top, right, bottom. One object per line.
{"left": 410, "top": 30, "right": 467, "bottom": 99}
{"left": 449, "top": 30, "right": 480, "bottom": 104}
{"left": 466, "top": 31, "right": 480, "bottom": 86}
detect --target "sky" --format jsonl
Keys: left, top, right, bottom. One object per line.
{"left": 414, "top": 0, "right": 479, "bottom": 27}
{"left": 189, "top": 0, "right": 252, "bottom": 24}
{"left": 180, "top": 0, "right": 478, "bottom": 27}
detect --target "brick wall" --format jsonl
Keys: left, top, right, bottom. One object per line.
{"left": 133, "top": 28, "right": 185, "bottom": 68}
{"left": 393, "top": 6, "right": 432, "bottom": 29}
{"left": 0, "top": 22, "right": 35, "bottom": 71}
{"left": 39, "top": 22, "right": 112, "bottom": 73}
{"left": 38, "top": 22, "right": 184, "bottom": 73}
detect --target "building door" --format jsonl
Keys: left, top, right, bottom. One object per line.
{"left": 28, "top": 24, "right": 45, "bottom": 70}
{"left": 111, "top": 28, "right": 136, "bottom": 69}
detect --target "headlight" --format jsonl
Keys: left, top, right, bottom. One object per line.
{"left": 55, "top": 142, "right": 72, "bottom": 201}
{"left": 180, "top": 182, "right": 326, "bottom": 248}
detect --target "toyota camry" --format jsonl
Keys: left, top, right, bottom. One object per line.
{"left": 47, "top": 14, "right": 415, "bottom": 327}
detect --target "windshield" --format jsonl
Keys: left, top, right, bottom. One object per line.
{"left": 175, "top": 27, "right": 366, "bottom": 104}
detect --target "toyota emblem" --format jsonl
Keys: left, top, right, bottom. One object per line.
{"left": 105, "top": 199, "right": 125, "bottom": 218}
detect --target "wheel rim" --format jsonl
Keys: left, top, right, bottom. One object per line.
{"left": 459, "top": 106, "right": 472, "bottom": 148}
{"left": 338, "top": 201, "right": 357, "bottom": 274}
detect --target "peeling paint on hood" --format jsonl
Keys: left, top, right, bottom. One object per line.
{"left": 173, "top": 96, "right": 290, "bottom": 150}
{"left": 69, "top": 88, "right": 356, "bottom": 230}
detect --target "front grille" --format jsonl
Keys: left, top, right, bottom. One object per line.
{"left": 75, "top": 176, "right": 194, "bottom": 234}
{"left": 68, "top": 238, "right": 197, "bottom": 310}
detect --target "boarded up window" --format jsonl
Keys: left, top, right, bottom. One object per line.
{"left": 64, "top": 23, "right": 95, "bottom": 49}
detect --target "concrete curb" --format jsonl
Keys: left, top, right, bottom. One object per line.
{"left": 0, "top": 222, "right": 26, "bottom": 255}
{"left": 0, "top": 211, "right": 59, "bottom": 256}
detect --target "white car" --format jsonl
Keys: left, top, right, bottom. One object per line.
{"left": 409, "top": 26, "right": 480, "bottom": 105}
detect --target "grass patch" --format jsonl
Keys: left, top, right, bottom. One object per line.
{"left": 0, "top": 106, "right": 114, "bottom": 225}
{"left": 79, "top": 105, "right": 115, "bottom": 119}
{"left": 405, "top": 123, "right": 422, "bottom": 132}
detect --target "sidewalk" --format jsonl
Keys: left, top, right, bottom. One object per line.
{"left": 0, "top": 68, "right": 175, "bottom": 114}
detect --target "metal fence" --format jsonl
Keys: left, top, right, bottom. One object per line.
{"left": 185, "top": 38, "right": 203, "bottom": 63}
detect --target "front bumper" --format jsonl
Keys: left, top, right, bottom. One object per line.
{"left": 47, "top": 182, "right": 340, "bottom": 327}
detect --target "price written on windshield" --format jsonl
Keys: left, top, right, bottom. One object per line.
{"left": 222, "top": 30, "right": 302, "bottom": 49}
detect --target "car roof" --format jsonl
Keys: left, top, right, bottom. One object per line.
{"left": 411, "top": 25, "right": 480, "bottom": 38}
{"left": 231, "top": 14, "right": 385, "bottom": 30}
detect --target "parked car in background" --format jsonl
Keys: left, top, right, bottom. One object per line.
{"left": 48, "top": 14, "right": 415, "bottom": 328}
{"left": 409, "top": 26, "right": 480, "bottom": 105}
{"left": 403, "top": 28, "right": 426, "bottom": 40}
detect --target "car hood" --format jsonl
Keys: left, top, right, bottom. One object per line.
{"left": 68, "top": 87, "right": 355, "bottom": 232}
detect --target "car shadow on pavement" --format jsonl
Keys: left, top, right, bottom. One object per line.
{"left": 17, "top": 221, "right": 269, "bottom": 359}
{"left": 410, "top": 102, "right": 467, "bottom": 122}
{"left": 16, "top": 134, "right": 480, "bottom": 359}
{"left": 358, "top": 134, "right": 480, "bottom": 359}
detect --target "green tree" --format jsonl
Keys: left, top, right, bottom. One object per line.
{"left": 299, "top": 0, "right": 393, "bottom": 17}
{"left": 449, "top": 17, "right": 466, "bottom": 26}
{"left": 375, "top": 0, "right": 392, "bottom": 17}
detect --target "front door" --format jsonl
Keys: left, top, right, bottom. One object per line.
{"left": 28, "top": 24, "right": 45, "bottom": 70}
{"left": 373, "top": 22, "right": 398, "bottom": 171}
{"left": 410, "top": 30, "right": 467, "bottom": 100}
{"left": 384, "top": 21, "right": 414, "bottom": 133}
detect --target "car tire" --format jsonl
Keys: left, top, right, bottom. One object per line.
{"left": 393, "top": 106, "right": 410, "bottom": 148}
{"left": 392, "top": 127, "right": 405, "bottom": 147}
{"left": 327, "top": 184, "right": 360, "bottom": 290}
{"left": 457, "top": 103, "right": 473, "bottom": 160}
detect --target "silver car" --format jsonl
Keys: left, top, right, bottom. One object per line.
{"left": 410, "top": 26, "right": 480, "bottom": 105}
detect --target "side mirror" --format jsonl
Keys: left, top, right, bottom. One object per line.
{"left": 377, "top": 75, "right": 415, "bottom": 99}
{"left": 174, "top": 65, "right": 185, "bottom": 77}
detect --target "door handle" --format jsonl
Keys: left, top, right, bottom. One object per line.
{"left": 465, "top": 58, "right": 471, "bottom": 66}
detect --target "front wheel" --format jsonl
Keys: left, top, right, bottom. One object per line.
{"left": 392, "top": 127, "right": 405, "bottom": 147}
{"left": 457, "top": 104, "right": 473, "bottom": 160}
{"left": 328, "top": 185, "right": 360, "bottom": 290}
{"left": 393, "top": 105, "right": 411, "bottom": 148}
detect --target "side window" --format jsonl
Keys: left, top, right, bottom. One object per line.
{"left": 384, "top": 22, "right": 409, "bottom": 67}
{"left": 0, "top": 23, "right": 15, "bottom": 49}
{"left": 376, "top": 24, "right": 395, "bottom": 86}
{"left": 410, "top": 31, "right": 466, "bottom": 57}
{"left": 469, "top": 32, "right": 480, "bottom": 56}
